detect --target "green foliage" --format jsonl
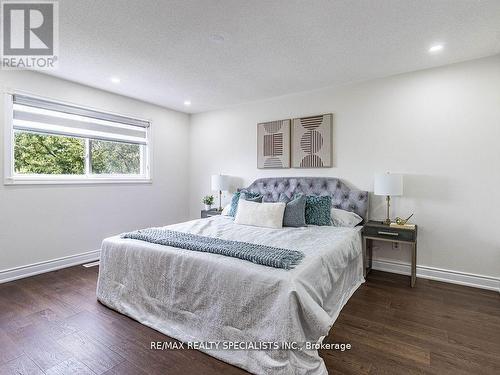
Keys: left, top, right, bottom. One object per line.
{"left": 91, "top": 140, "right": 140, "bottom": 174}
{"left": 14, "top": 132, "right": 85, "bottom": 174}
{"left": 202, "top": 195, "right": 214, "bottom": 205}
{"left": 14, "top": 131, "right": 141, "bottom": 175}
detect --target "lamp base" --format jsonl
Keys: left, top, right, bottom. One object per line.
{"left": 218, "top": 190, "right": 223, "bottom": 211}
{"left": 384, "top": 195, "right": 392, "bottom": 225}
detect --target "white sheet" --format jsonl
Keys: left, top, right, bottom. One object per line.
{"left": 97, "top": 216, "right": 364, "bottom": 374}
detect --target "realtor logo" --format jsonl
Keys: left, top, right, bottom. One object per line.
{"left": 1, "top": 0, "right": 58, "bottom": 69}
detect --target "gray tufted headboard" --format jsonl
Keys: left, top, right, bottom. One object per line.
{"left": 242, "top": 177, "right": 369, "bottom": 222}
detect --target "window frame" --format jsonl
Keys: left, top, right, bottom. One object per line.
{"left": 3, "top": 92, "right": 152, "bottom": 185}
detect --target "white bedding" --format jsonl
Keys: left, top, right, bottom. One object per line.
{"left": 97, "top": 216, "right": 364, "bottom": 374}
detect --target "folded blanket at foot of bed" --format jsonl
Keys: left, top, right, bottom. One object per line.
{"left": 121, "top": 228, "right": 304, "bottom": 269}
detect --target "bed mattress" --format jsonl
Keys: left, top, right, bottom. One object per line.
{"left": 97, "top": 216, "right": 364, "bottom": 374}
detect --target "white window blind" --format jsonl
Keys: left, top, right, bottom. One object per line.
{"left": 13, "top": 94, "right": 149, "bottom": 145}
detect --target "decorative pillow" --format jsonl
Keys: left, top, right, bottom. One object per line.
{"left": 228, "top": 190, "right": 262, "bottom": 217}
{"left": 305, "top": 195, "right": 332, "bottom": 226}
{"left": 221, "top": 204, "right": 231, "bottom": 216}
{"left": 330, "top": 208, "right": 363, "bottom": 227}
{"left": 234, "top": 199, "right": 286, "bottom": 229}
{"left": 279, "top": 193, "right": 306, "bottom": 227}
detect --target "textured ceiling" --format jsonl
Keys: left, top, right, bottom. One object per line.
{"left": 44, "top": 0, "right": 500, "bottom": 113}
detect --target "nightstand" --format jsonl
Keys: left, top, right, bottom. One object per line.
{"left": 362, "top": 220, "right": 418, "bottom": 287}
{"left": 201, "top": 209, "right": 222, "bottom": 218}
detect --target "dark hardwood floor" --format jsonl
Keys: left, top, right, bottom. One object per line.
{"left": 0, "top": 266, "right": 499, "bottom": 374}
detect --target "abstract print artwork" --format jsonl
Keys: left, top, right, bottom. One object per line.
{"left": 257, "top": 119, "right": 290, "bottom": 168}
{"left": 292, "top": 114, "right": 332, "bottom": 168}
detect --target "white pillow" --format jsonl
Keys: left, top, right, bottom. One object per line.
{"left": 234, "top": 199, "right": 286, "bottom": 229}
{"left": 330, "top": 208, "right": 363, "bottom": 227}
{"left": 221, "top": 204, "right": 231, "bottom": 216}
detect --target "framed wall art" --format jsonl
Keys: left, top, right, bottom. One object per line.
{"left": 292, "top": 114, "right": 332, "bottom": 168}
{"left": 257, "top": 119, "right": 290, "bottom": 168}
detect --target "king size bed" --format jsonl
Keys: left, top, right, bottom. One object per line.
{"left": 96, "top": 177, "right": 369, "bottom": 374}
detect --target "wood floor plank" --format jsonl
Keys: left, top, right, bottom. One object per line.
{"left": 447, "top": 330, "right": 500, "bottom": 360}
{"left": 320, "top": 350, "right": 372, "bottom": 375}
{"left": 430, "top": 350, "right": 500, "bottom": 375}
{"left": 101, "top": 360, "right": 149, "bottom": 375}
{"left": 332, "top": 322, "right": 431, "bottom": 365}
{"left": 62, "top": 311, "right": 210, "bottom": 375}
{"left": 44, "top": 358, "right": 95, "bottom": 375}
{"left": 68, "top": 308, "right": 247, "bottom": 374}
{"left": 0, "top": 354, "right": 44, "bottom": 375}
{"left": 0, "top": 329, "right": 23, "bottom": 365}
{"left": 379, "top": 315, "right": 449, "bottom": 344}
{"left": 4, "top": 308, "right": 77, "bottom": 343}
{"left": 326, "top": 330, "right": 436, "bottom": 375}
{"left": 15, "top": 335, "right": 73, "bottom": 371}
{"left": 390, "top": 302, "right": 500, "bottom": 345}
{"left": 57, "top": 331, "right": 125, "bottom": 374}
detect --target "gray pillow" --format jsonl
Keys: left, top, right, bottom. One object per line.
{"left": 279, "top": 193, "right": 306, "bottom": 227}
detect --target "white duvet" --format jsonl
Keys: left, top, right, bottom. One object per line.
{"left": 97, "top": 216, "right": 364, "bottom": 374}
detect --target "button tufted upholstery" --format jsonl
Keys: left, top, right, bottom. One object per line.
{"left": 241, "top": 177, "right": 369, "bottom": 222}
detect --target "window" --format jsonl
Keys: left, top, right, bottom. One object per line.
{"left": 4, "top": 93, "right": 151, "bottom": 184}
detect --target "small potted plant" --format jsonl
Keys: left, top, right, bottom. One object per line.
{"left": 202, "top": 195, "right": 214, "bottom": 211}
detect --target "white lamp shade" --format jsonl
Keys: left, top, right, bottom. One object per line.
{"left": 374, "top": 173, "right": 403, "bottom": 196}
{"left": 211, "top": 174, "right": 230, "bottom": 191}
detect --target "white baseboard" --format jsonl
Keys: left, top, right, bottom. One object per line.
{"left": 372, "top": 258, "right": 500, "bottom": 292}
{"left": 0, "top": 249, "right": 101, "bottom": 284}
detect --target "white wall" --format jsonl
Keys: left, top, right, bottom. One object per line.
{"left": 0, "top": 70, "right": 190, "bottom": 272}
{"left": 189, "top": 55, "right": 500, "bottom": 280}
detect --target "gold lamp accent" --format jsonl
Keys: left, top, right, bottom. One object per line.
{"left": 374, "top": 173, "right": 403, "bottom": 224}
{"left": 395, "top": 213, "right": 414, "bottom": 225}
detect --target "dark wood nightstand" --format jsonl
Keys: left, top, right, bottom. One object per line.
{"left": 201, "top": 209, "right": 222, "bottom": 218}
{"left": 362, "top": 220, "right": 418, "bottom": 287}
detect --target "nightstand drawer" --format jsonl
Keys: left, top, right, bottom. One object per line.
{"left": 362, "top": 225, "right": 416, "bottom": 242}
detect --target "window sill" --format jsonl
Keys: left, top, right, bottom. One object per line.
{"left": 4, "top": 177, "right": 152, "bottom": 186}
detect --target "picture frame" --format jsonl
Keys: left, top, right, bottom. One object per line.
{"left": 257, "top": 119, "right": 291, "bottom": 169}
{"left": 291, "top": 114, "right": 332, "bottom": 168}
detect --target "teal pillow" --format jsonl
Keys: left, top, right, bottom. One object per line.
{"left": 305, "top": 195, "right": 332, "bottom": 226}
{"left": 228, "top": 191, "right": 262, "bottom": 217}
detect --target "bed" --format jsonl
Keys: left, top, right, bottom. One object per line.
{"left": 97, "top": 177, "right": 369, "bottom": 375}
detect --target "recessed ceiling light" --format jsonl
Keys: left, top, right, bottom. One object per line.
{"left": 209, "top": 34, "right": 225, "bottom": 44}
{"left": 110, "top": 77, "right": 120, "bottom": 84}
{"left": 428, "top": 44, "right": 444, "bottom": 53}
{"left": 184, "top": 100, "right": 191, "bottom": 106}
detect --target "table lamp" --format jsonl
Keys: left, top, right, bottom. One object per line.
{"left": 374, "top": 173, "right": 403, "bottom": 224}
{"left": 211, "top": 174, "right": 230, "bottom": 211}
